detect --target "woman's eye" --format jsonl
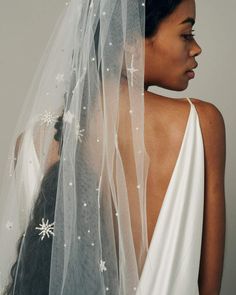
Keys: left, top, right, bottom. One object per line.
{"left": 182, "top": 31, "right": 195, "bottom": 41}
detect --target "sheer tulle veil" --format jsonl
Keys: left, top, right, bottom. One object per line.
{"left": 0, "top": 0, "right": 150, "bottom": 294}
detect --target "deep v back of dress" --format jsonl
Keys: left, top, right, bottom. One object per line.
{"left": 136, "top": 97, "right": 205, "bottom": 295}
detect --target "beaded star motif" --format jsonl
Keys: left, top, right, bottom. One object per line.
{"left": 40, "top": 110, "right": 57, "bottom": 126}
{"left": 55, "top": 73, "right": 64, "bottom": 83}
{"left": 35, "top": 218, "right": 55, "bottom": 240}
{"left": 75, "top": 122, "right": 85, "bottom": 142}
{"left": 99, "top": 259, "right": 107, "bottom": 272}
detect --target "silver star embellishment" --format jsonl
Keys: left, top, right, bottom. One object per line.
{"left": 35, "top": 218, "right": 55, "bottom": 241}
{"left": 127, "top": 54, "right": 139, "bottom": 87}
{"left": 99, "top": 259, "right": 107, "bottom": 272}
{"left": 63, "top": 110, "right": 74, "bottom": 124}
{"left": 40, "top": 110, "right": 57, "bottom": 126}
{"left": 55, "top": 73, "right": 64, "bottom": 83}
{"left": 75, "top": 122, "right": 85, "bottom": 142}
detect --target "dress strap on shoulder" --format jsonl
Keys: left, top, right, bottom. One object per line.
{"left": 186, "top": 97, "right": 193, "bottom": 106}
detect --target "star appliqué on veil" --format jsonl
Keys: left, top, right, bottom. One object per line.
{"left": 55, "top": 73, "right": 64, "bottom": 83}
{"left": 35, "top": 218, "right": 55, "bottom": 240}
{"left": 99, "top": 259, "right": 107, "bottom": 272}
{"left": 40, "top": 110, "right": 57, "bottom": 126}
{"left": 127, "top": 54, "right": 139, "bottom": 87}
{"left": 75, "top": 122, "right": 85, "bottom": 142}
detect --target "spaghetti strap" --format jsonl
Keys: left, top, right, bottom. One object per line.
{"left": 186, "top": 97, "right": 193, "bottom": 106}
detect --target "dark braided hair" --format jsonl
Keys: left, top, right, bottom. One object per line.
{"left": 53, "top": 114, "right": 63, "bottom": 143}
{"left": 3, "top": 118, "right": 62, "bottom": 295}
{"left": 4, "top": 1, "right": 184, "bottom": 293}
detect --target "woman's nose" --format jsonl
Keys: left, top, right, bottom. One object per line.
{"left": 190, "top": 41, "right": 202, "bottom": 57}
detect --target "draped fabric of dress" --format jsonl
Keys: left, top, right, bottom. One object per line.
{"left": 17, "top": 97, "right": 204, "bottom": 295}
{"left": 19, "top": 127, "right": 43, "bottom": 216}
{"left": 137, "top": 97, "right": 205, "bottom": 295}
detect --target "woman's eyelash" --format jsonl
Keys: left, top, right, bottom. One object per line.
{"left": 182, "top": 30, "right": 195, "bottom": 41}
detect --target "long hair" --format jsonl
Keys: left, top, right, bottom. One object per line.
{"left": 4, "top": 160, "right": 59, "bottom": 294}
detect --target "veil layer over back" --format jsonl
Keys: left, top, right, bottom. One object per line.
{"left": 0, "top": 0, "right": 150, "bottom": 294}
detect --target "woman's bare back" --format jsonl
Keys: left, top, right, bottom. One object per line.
{"left": 144, "top": 93, "right": 196, "bottom": 245}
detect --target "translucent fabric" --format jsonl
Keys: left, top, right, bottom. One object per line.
{"left": 0, "top": 0, "right": 150, "bottom": 294}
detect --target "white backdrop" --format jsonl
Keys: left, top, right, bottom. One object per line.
{"left": 0, "top": 0, "right": 235, "bottom": 293}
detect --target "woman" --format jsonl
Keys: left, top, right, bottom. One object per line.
{"left": 0, "top": 0, "right": 226, "bottom": 294}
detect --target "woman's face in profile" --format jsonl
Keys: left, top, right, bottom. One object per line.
{"left": 144, "top": 0, "right": 202, "bottom": 91}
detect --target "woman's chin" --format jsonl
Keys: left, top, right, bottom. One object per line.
{"left": 174, "top": 79, "right": 190, "bottom": 91}
{"left": 176, "top": 84, "right": 189, "bottom": 91}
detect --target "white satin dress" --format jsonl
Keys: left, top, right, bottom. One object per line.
{"left": 136, "top": 97, "right": 205, "bottom": 295}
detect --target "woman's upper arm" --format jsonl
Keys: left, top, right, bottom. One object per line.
{"left": 194, "top": 98, "right": 226, "bottom": 294}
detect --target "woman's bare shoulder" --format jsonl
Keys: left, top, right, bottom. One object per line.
{"left": 190, "top": 97, "right": 226, "bottom": 175}
{"left": 190, "top": 97, "right": 226, "bottom": 135}
{"left": 168, "top": 96, "right": 226, "bottom": 153}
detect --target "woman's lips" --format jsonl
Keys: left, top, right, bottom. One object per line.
{"left": 186, "top": 70, "right": 195, "bottom": 79}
